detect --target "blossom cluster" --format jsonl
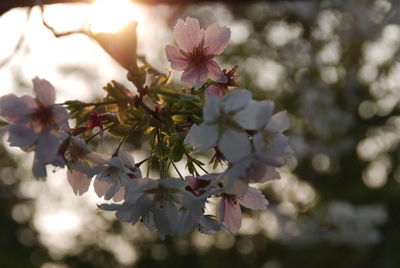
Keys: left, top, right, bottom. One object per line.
{"left": 0, "top": 17, "right": 292, "bottom": 236}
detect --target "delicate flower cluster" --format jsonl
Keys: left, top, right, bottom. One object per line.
{"left": 0, "top": 17, "right": 292, "bottom": 236}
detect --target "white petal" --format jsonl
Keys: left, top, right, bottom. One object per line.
{"left": 0, "top": 94, "right": 36, "bottom": 124}
{"left": 35, "top": 130, "right": 60, "bottom": 163}
{"left": 267, "top": 110, "right": 291, "bottom": 133}
{"left": 160, "top": 178, "right": 186, "bottom": 190}
{"left": 118, "top": 150, "right": 135, "bottom": 168}
{"left": 221, "top": 89, "right": 252, "bottom": 113}
{"left": 86, "top": 152, "right": 110, "bottom": 164}
{"left": 218, "top": 128, "right": 251, "bottom": 163}
{"left": 184, "top": 123, "right": 219, "bottom": 152}
{"left": 7, "top": 124, "right": 38, "bottom": 148}
{"left": 203, "top": 95, "right": 221, "bottom": 122}
{"left": 233, "top": 100, "right": 274, "bottom": 130}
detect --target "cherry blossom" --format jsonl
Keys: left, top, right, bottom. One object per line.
{"left": 99, "top": 178, "right": 188, "bottom": 236}
{"left": 0, "top": 77, "right": 69, "bottom": 178}
{"left": 64, "top": 137, "right": 110, "bottom": 196}
{"left": 93, "top": 150, "right": 142, "bottom": 202}
{"left": 222, "top": 110, "right": 293, "bottom": 195}
{"left": 184, "top": 89, "right": 255, "bottom": 163}
{"left": 219, "top": 186, "right": 268, "bottom": 233}
{"left": 166, "top": 17, "right": 231, "bottom": 89}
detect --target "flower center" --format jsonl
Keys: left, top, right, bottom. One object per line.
{"left": 188, "top": 44, "right": 212, "bottom": 68}
{"left": 32, "top": 105, "right": 54, "bottom": 127}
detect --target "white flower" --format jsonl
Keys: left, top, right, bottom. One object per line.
{"left": 222, "top": 110, "right": 293, "bottom": 195}
{"left": 184, "top": 89, "right": 255, "bottom": 163}
{"left": 93, "top": 150, "right": 142, "bottom": 201}
{"left": 64, "top": 137, "right": 109, "bottom": 196}
{"left": 99, "top": 178, "right": 188, "bottom": 236}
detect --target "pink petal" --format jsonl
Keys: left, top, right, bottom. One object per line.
{"left": 239, "top": 187, "right": 268, "bottom": 210}
{"left": 0, "top": 94, "right": 36, "bottom": 124}
{"left": 165, "top": 45, "right": 189, "bottom": 71}
{"left": 173, "top": 17, "right": 204, "bottom": 53}
{"left": 112, "top": 186, "right": 125, "bottom": 202}
{"left": 32, "top": 77, "right": 55, "bottom": 106}
{"left": 118, "top": 150, "right": 135, "bottom": 168}
{"left": 219, "top": 197, "right": 242, "bottom": 233}
{"left": 93, "top": 179, "right": 113, "bottom": 198}
{"left": 206, "top": 85, "right": 225, "bottom": 98}
{"left": 67, "top": 169, "right": 91, "bottom": 196}
{"left": 181, "top": 65, "right": 208, "bottom": 89}
{"left": 205, "top": 60, "right": 225, "bottom": 82}
{"left": 204, "top": 22, "right": 231, "bottom": 55}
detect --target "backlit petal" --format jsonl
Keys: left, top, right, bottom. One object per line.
{"left": 67, "top": 169, "right": 91, "bottom": 196}
{"left": 218, "top": 128, "right": 251, "bottom": 163}
{"left": 239, "top": 187, "right": 268, "bottom": 210}
{"left": 221, "top": 89, "right": 252, "bottom": 113}
{"left": 219, "top": 198, "right": 242, "bottom": 233}
{"left": 173, "top": 17, "right": 204, "bottom": 52}
{"left": 32, "top": 77, "right": 55, "bottom": 106}
{"left": 184, "top": 123, "right": 219, "bottom": 152}
{"left": 204, "top": 22, "right": 231, "bottom": 55}
{"left": 165, "top": 45, "right": 189, "bottom": 71}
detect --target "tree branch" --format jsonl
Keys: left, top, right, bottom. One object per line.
{"left": 0, "top": 0, "right": 289, "bottom": 17}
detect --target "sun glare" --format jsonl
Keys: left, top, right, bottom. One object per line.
{"left": 89, "top": 0, "right": 143, "bottom": 33}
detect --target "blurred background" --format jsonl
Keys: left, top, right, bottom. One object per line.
{"left": 0, "top": 0, "right": 400, "bottom": 267}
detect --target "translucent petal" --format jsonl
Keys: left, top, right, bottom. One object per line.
{"left": 233, "top": 100, "right": 274, "bottom": 130}
{"left": 204, "top": 22, "right": 231, "bottom": 55}
{"left": 67, "top": 169, "right": 91, "bottom": 196}
{"left": 218, "top": 128, "right": 251, "bottom": 163}
{"left": 165, "top": 45, "right": 189, "bottom": 71}
{"left": 267, "top": 110, "right": 291, "bottom": 132}
{"left": 205, "top": 60, "right": 224, "bottom": 82}
{"left": 173, "top": 17, "right": 204, "bottom": 53}
{"left": 219, "top": 198, "right": 242, "bottom": 233}
{"left": 32, "top": 77, "right": 55, "bottom": 106}
{"left": 181, "top": 65, "right": 208, "bottom": 89}
{"left": 239, "top": 187, "right": 268, "bottom": 210}
{"left": 7, "top": 124, "right": 38, "bottom": 148}
{"left": 184, "top": 123, "right": 219, "bottom": 152}
{"left": 203, "top": 95, "right": 221, "bottom": 122}
{"left": 221, "top": 89, "right": 252, "bottom": 113}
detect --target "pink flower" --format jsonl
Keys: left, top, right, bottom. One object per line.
{"left": 0, "top": 77, "right": 70, "bottom": 178}
{"left": 219, "top": 187, "right": 268, "bottom": 233}
{"left": 205, "top": 65, "right": 239, "bottom": 98}
{"left": 166, "top": 17, "right": 231, "bottom": 89}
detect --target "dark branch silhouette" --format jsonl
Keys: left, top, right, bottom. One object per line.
{"left": 0, "top": 0, "right": 290, "bottom": 17}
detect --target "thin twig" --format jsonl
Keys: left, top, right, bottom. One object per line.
{"left": 85, "top": 125, "right": 112, "bottom": 143}
{"left": 113, "top": 135, "right": 128, "bottom": 156}
{"left": 167, "top": 154, "right": 184, "bottom": 180}
{"left": 40, "top": 5, "right": 87, "bottom": 37}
